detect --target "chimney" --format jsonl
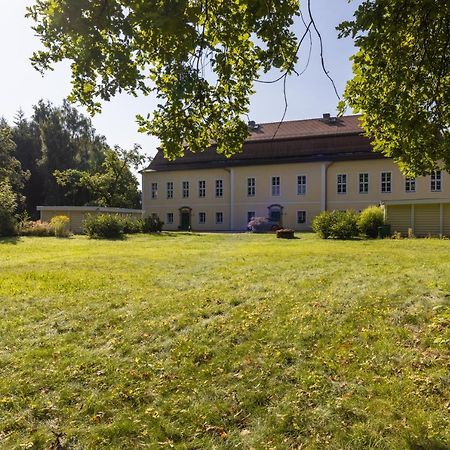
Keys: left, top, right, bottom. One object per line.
{"left": 322, "top": 113, "right": 331, "bottom": 121}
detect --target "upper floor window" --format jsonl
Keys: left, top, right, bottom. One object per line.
{"left": 271, "top": 176, "right": 280, "bottom": 196}
{"left": 247, "top": 178, "right": 256, "bottom": 197}
{"left": 359, "top": 173, "right": 369, "bottom": 194}
{"left": 166, "top": 181, "right": 173, "bottom": 199}
{"left": 166, "top": 212, "right": 174, "bottom": 224}
{"left": 405, "top": 177, "right": 416, "bottom": 193}
{"left": 216, "top": 212, "right": 224, "bottom": 224}
{"left": 198, "top": 180, "right": 206, "bottom": 198}
{"left": 199, "top": 212, "right": 206, "bottom": 224}
{"left": 431, "top": 170, "right": 442, "bottom": 192}
{"left": 381, "top": 172, "right": 392, "bottom": 193}
{"left": 297, "top": 175, "right": 307, "bottom": 195}
{"left": 297, "top": 210, "right": 306, "bottom": 224}
{"left": 182, "top": 181, "right": 190, "bottom": 198}
{"left": 337, "top": 174, "right": 347, "bottom": 194}
{"left": 151, "top": 182, "right": 158, "bottom": 199}
{"left": 215, "top": 179, "right": 223, "bottom": 197}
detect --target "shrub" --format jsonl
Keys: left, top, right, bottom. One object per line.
{"left": 248, "top": 217, "right": 282, "bottom": 233}
{"left": 276, "top": 229, "right": 295, "bottom": 239}
{"left": 84, "top": 214, "right": 124, "bottom": 239}
{"left": 0, "top": 180, "right": 17, "bottom": 237}
{"left": 50, "top": 215, "right": 70, "bottom": 237}
{"left": 142, "top": 216, "right": 164, "bottom": 233}
{"left": 313, "top": 210, "right": 359, "bottom": 239}
{"left": 357, "top": 205, "right": 385, "bottom": 238}
{"left": 122, "top": 216, "right": 144, "bottom": 234}
{"left": 312, "top": 211, "right": 336, "bottom": 239}
{"left": 19, "top": 220, "right": 52, "bottom": 237}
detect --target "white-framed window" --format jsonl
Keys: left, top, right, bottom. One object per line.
{"left": 247, "top": 178, "right": 256, "bottom": 197}
{"left": 182, "top": 181, "right": 189, "bottom": 198}
{"left": 215, "top": 179, "right": 223, "bottom": 197}
{"left": 271, "top": 176, "right": 280, "bottom": 196}
{"left": 215, "top": 212, "right": 224, "bottom": 224}
{"left": 151, "top": 182, "right": 158, "bottom": 199}
{"left": 431, "top": 170, "right": 442, "bottom": 192}
{"left": 297, "top": 210, "right": 306, "bottom": 224}
{"left": 381, "top": 172, "right": 392, "bottom": 193}
{"left": 359, "top": 173, "right": 369, "bottom": 194}
{"left": 247, "top": 211, "right": 256, "bottom": 223}
{"left": 166, "top": 181, "right": 174, "bottom": 199}
{"left": 198, "top": 180, "right": 206, "bottom": 198}
{"left": 405, "top": 177, "right": 416, "bottom": 193}
{"left": 166, "top": 212, "right": 174, "bottom": 224}
{"left": 297, "top": 175, "right": 307, "bottom": 195}
{"left": 199, "top": 212, "right": 206, "bottom": 224}
{"left": 337, "top": 174, "right": 347, "bottom": 194}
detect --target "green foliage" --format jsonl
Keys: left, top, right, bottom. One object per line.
{"left": 142, "top": 216, "right": 164, "bottom": 233}
{"left": 358, "top": 205, "right": 385, "bottom": 238}
{"left": 84, "top": 214, "right": 124, "bottom": 239}
{"left": 27, "top": 0, "right": 300, "bottom": 158}
{"left": 121, "top": 216, "right": 144, "bottom": 234}
{"left": 49, "top": 215, "right": 70, "bottom": 238}
{"left": 55, "top": 146, "right": 144, "bottom": 209}
{"left": 313, "top": 210, "right": 359, "bottom": 240}
{"left": 0, "top": 180, "right": 18, "bottom": 236}
{"left": 0, "top": 234, "right": 449, "bottom": 448}
{"left": 338, "top": 1, "right": 450, "bottom": 175}
{"left": 19, "top": 220, "right": 52, "bottom": 237}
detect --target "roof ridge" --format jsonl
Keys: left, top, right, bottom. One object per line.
{"left": 248, "top": 114, "right": 362, "bottom": 127}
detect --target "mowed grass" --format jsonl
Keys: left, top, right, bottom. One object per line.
{"left": 0, "top": 233, "right": 449, "bottom": 450}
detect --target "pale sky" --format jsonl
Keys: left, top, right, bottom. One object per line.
{"left": 0, "top": 0, "right": 361, "bottom": 160}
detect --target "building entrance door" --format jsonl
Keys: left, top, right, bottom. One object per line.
{"left": 179, "top": 207, "right": 191, "bottom": 231}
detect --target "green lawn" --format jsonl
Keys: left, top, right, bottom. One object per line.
{"left": 0, "top": 233, "right": 449, "bottom": 449}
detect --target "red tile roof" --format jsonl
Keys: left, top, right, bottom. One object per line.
{"left": 145, "top": 115, "right": 381, "bottom": 172}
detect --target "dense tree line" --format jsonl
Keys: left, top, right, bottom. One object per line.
{"left": 0, "top": 100, "right": 144, "bottom": 221}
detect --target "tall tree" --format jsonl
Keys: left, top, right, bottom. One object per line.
{"left": 27, "top": 0, "right": 300, "bottom": 158}
{"left": 54, "top": 145, "right": 145, "bottom": 209}
{"left": 0, "top": 119, "right": 29, "bottom": 208}
{"left": 338, "top": 0, "right": 450, "bottom": 175}
{"left": 28, "top": 0, "right": 449, "bottom": 174}
{"left": 11, "top": 100, "right": 109, "bottom": 214}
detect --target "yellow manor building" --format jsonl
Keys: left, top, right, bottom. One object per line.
{"left": 142, "top": 115, "right": 450, "bottom": 236}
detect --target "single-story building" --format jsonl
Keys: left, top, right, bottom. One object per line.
{"left": 37, "top": 206, "right": 143, "bottom": 234}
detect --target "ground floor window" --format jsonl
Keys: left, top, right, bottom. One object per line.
{"left": 216, "top": 212, "right": 224, "bottom": 224}
{"left": 166, "top": 213, "right": 174, "bottom": 224}
{"left": 247, "top": 211, "right": 256, "bottom": 223}
{"left": 297, "top": 210, "right": 306, "bottom": 224}
{"left": 199, "top": 212, "right": 206, "bottom": 224}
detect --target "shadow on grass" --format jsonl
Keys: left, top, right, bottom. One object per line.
{"left": 0, "top": 236, "right": 21, "bottom": 245}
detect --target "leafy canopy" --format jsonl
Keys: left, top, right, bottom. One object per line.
{"left": 28, "top": 0, "right": 300, "bottom": 159}
{"left": 28, "top": 0, "right": 449, "bottom": 174}
{"left": 338, "top": 0, "right": 450, "bottom": 175}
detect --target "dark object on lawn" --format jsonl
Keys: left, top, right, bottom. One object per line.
{"left": 378, "top": 224, "right": 391, "bottom": 238}
{"left": 277, "top": 229, "right": 295, "bottom": 239}
{"left": 248, "top": 216, "right": 282, "bottom": 233}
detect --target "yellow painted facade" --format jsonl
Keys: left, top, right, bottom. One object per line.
{"left": 142, "top": 159, "right": 450, "bottom": 234}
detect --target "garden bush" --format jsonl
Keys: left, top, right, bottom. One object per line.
{"left": 248, "top": 217, "right": 282, "bottom": 233}
{"left": 357, "top": 205, "right": 385, "bottom": 238}
{"left": 50, "top": 215, "right": 70, "bottom": 237}
{"left": 19, "top": 220, "right": 52, "bottom": 237}
{"left": 142, "top": 216, "right": 164, "bottom": 233}
{"left": 84, "top": 214, "right": 124, "bottom": 239}
{"left": 312, "top": 211, "right": 336, "bottom": 239}
{"left": 313, "top": 210, "right": 359, "bottom": 239}
{"left": 122, "top": 216, "right": 144, "bottom": 234}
